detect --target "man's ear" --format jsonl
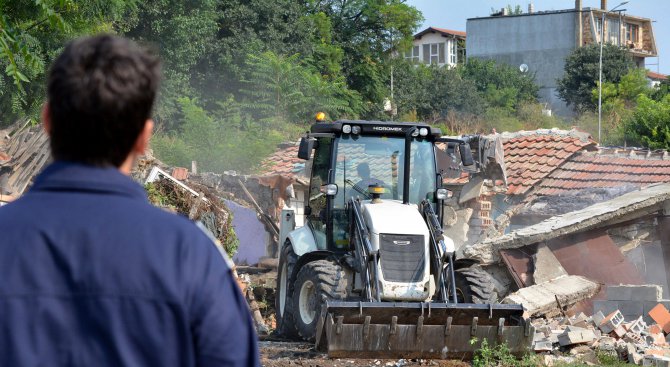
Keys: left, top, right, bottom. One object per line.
{"left": 133, "top": 119, "right": 154, "bottom": 155}
{"left": 42, "top": 102, "right": 52, "bottom": 135}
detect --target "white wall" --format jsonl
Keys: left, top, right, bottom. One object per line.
{"left": 406, "top": 32, "right": 460, "bottom": 68}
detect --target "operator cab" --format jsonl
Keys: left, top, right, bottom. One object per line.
{"left": 298, "top": 119, "right": 444, "bottom": 252}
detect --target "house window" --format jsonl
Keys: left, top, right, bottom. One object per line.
{"left": 626, "top": 23, "right": 639, "bottom": 44}
{"left": 404, "top": 46, "right": 420, "bottom": 63}
{"left": 422, "top": 43, "right": 445, "bottom": 65}
{"left": 607, "top": 18, "right": 620, "bottom": 45}
{"left": 430, "top": 43, "right": 439, "bottom": 64}
{"left": 595, "top": 18, "right": 603, "bottom": 42}
{"left": 450, "top": 41, "right": 457, "bottom": 64}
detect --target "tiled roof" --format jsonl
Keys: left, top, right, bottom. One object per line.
{"left": 647, "top": 71, "right": 667, "bottom": 80}
{"left": 415, "top": 26, "right": 466, "bottom": 39}
{"left": 501, "top": 129, "right": 597, "bottom": 196}
{"left": 535, "top": 149, "right": 670, "bottom": 196}
{"left": 259, "top": 142, "right": 305, "bottom": 178}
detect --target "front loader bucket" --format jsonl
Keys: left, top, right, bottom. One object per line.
{"left": 315, "top": 301, "right": 533, "bottom": 360}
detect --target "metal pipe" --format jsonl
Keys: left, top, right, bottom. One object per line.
{"left": 598, "top": 2, "right": 628, "bottom": 144}
{"left": 403, "top": 127, "right": 417, "bottom": 204}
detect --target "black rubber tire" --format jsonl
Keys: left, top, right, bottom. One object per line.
{"left": 274, "top": 241, "right": 298, "bottom": 338}
{"left": 454, "top": 265, "right": 496, "bottom": 304}
{"left": 292, "top": 259, "right": 348, "bottom": 342}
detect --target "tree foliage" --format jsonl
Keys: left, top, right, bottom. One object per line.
{"left": 624, "top": 95, "right": 670, "bottom": 150}
{"left": 241, "top": 51, "right": 361, "bottom": 123}
{"left": 0, "top": 0, "right": 133, "bottom": 125}
{"left": 459, "top": 58, "right": 538, "bottom": 111}
{"left": 557, "top": 43, "right": 634, "bottom": 112}
{"left": 1, "top": 0, "right": 578, "bottom": 173}
{"left": 306, "top": 0, "right": 423, "bottom": 110}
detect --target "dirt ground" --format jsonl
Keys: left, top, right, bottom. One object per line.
{"left": 246, "top": 268, "right": 471, "bottom": 367}
{"left": 259, "top": 340, "right": 471, "bottom": 367}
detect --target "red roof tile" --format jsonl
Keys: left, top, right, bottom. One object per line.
{"left": 415, "top": 26, "right": 466, "bottom": 39}
{"left": 536, "top": 148, "right": 670, "bottom": 195}
{"left": 260, "top": 143, "right": 306, "bottom": 178}
{"left": 647, "top": 71, "right": 667, "bottom": 80}
{"left": 501, "top": 129, "right": 597, "bottom": 195}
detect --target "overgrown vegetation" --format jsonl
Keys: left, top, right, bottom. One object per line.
{"left": 557, "top": 44, "right": 670, "bottom": 147}
{"left": 470, "top": 338, "right": 538, "bottom": 367}
{"left": 145, "top": 179, "right": 239, "bottom": 256}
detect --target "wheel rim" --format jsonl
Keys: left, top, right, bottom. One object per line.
{"left": 298, "top": 280, "right": 317, "bottom": 325}
{"left": 279, "top": 261, "right": 287, "bottom": 317}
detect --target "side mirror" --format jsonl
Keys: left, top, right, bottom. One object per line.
{"left": 459, "top": 143, "right": 475, "bottom": 166}
{"left": 304, "top": 206, "right": 312, "bottom": 216}
{"left": 436, "top": 188, "right": 452, "bottom": 200}
{"left": 298, "top": 137, "right": 314, "bottom": 160}
{"left": 320, "top": 184, "right": 338, "bottom": 196}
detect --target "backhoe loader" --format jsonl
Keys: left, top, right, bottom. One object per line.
{"left": 275, "top": 118, "right": 532, "bottom": 359}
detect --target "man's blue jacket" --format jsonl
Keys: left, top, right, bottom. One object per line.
{"left": 0, "top": 162, "right": 259, "bottom": 366}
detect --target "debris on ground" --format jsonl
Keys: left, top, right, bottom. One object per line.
{"left": 531, "top": 289, "right": 670, "bottom": 366}
{"left": 502, "top": 275, "right": 600, "bottom": 317}
{"left": 0, "top": 121, "right": 50, "bottom": 204}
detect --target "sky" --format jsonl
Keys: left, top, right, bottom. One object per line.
{"left": 406, "top": 0, "right": 670, "bottom": 74}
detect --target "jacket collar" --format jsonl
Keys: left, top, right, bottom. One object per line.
{"left": 30, "top": 161, "right": 147, "bottom": 201}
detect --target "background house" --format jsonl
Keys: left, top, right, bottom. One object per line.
{"left": 404, "top": 27, "right": 466, "bottom": 68}
{"left": 647, "top": 70, "right": 668, "bottom": 88}
{"left": 466, "top": 0, "right": 657, "bottom": 116}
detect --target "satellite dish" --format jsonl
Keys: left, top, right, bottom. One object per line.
{"left": 519, "top": 64, "right": 529, "bottom": 73}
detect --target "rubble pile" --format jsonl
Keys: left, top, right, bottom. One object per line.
{"left": 145, "top": 176, "right": 238, "bottom": 256}
{"left": 236, "top": 266, "right": 278, "bottom": 337}
{"left": 532, "top": 303, "right": 670, "bottom": 366}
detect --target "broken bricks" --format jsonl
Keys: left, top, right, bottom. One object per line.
{"left": 650, "top": 303, "right": 670, "bottom": 334}
{"left": 558, "top": 326, "right": 596, "bottom": 347}
{"left": 599, "top": 310, "right": 625, "bottom": 334}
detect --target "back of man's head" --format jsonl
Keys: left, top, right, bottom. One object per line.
{"left": 47, "top": 35, "right": 160, "bottom": 167}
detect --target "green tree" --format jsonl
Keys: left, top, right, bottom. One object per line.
{"left": 557, "top": 43, "right": 634, "bottom": 112}
{"left": 306, "top": 0, "right": 423, "bottom": 113}
{"left": 651, "top": 78, "right": 670, "bottom": 101}
{"left": 589, "top": 68, "right": 650, "bottom": 144}
{"left": 390, "top": 60, "right": 485, "bottom": 123}
{"left": 0, "top": 0, "right": 134, "bottom": 126}
{"left": 122, "top": 0, "right": 220, "bottom": 126}
{"left": 241, "top": 51, "right": 362, "bottom": 123}
{"left": 624, "top": 94, "right": 670, "bottom": 149}
{"left": 459, "top": 58, "right": 538, "bottom": 111}
{"left": 152, "top": 97, "right": 286, "bottom": 173}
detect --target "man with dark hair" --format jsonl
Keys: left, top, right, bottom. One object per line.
{"left": 0, "top": 35, "right": 259, "bottom": 366}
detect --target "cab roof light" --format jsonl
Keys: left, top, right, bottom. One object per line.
{"left": 315, "top": 112, "right": 326, "bottom": 122}
{"left": 368, "top": 185, "right": 385, "bottom": 194}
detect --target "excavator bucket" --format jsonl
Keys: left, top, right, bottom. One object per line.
{"left": 315, "top": 301, "right": 533, "bottom": 360}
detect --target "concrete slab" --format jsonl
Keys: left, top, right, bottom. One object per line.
{"left": 502, "top": 275, "right": 599, "bottom": 317}
{"left": 608, "top": 285, "right": 662, "bottom": 302}
{"left": 558, "top": 328, "right": 596, "bottom": 346}
{"left": 532, "top": 242, "right": 568, "bottom": 284}
{"left": 458, "top": 176, "right": 484, "bottom": 204}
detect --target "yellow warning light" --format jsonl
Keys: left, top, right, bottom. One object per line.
{"left": 368, "top": 186, "right": 385, "bottom": 195}
{"left": 315, "top": 112, "right": 326, "bottom": 122}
